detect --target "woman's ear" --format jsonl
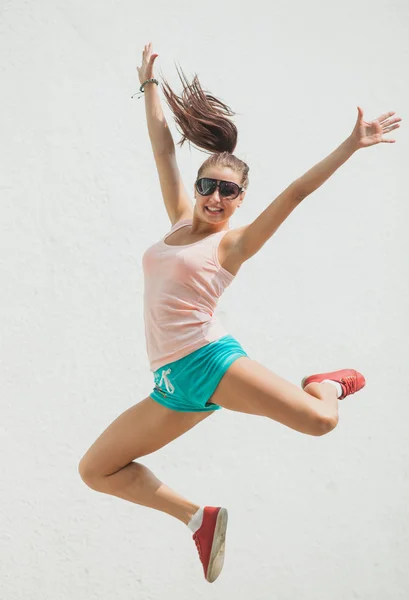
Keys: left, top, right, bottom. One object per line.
{"left": 237, "top": 191, "right": 246, "bottom": 207}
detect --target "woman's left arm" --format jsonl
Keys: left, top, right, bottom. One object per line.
{"left": 294, "top": 107, "right": 401, "bottom": 198}
{"left": 236, "top": 107, "right": 401, "bottom": 262}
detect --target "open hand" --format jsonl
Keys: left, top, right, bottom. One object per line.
{"left": 351, "top": 107, "right": 402, "bottom": 149}
{"left": 137, "top": 42, "right": 159, "bottom": 86}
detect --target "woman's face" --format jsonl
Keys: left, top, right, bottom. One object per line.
{"left": 193, "top": 167, "right": 245, "bottom": 221}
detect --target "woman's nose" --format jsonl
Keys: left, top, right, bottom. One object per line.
{"left": 210, "top": 187, "right": 221, "bottom": 200}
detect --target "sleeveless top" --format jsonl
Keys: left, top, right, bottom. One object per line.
{"left": 142, "top": 219, "right": 236, "bottom": 372}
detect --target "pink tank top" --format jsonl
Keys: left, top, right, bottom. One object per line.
{"left": 142, "top": 219, "right": 235, "bottom": 372}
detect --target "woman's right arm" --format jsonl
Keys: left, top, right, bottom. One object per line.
{"left": 138, "top": 43, "right": 193, "bottom": 224}
{"left": 144, "top": 82, "right": 175, "bottom": 155}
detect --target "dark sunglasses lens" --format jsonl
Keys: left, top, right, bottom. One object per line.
{"left": 197, "top": 178, "right": 216, "bottom": 195}
{"left": 220, "top": 181, "right": 240, "bottom": 198}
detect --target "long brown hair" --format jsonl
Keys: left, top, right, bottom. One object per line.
{"left": 160, "top": 65, "right": 249, "bottom": 190}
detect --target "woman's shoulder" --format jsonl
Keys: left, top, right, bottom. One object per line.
{"left": 221, "top": 225, "right": 247, "bottom": 249}
{"left": 170, "top": 217, "right": 193, "bottom": 230}
{"left": 218, "top": 225, "right": 249, "bottom": 276}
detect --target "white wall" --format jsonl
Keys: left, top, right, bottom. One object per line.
{"left": 1, "top": 0, "right": 408, "bottom": 598}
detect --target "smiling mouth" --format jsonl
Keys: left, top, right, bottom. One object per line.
{"left": 205, "top": 206, "right": 224, "bottom": 214}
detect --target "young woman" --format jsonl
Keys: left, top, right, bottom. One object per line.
{"left": 79, "top": 42, "right": 401, "bottom": 583}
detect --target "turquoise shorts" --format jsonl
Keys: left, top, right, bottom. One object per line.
{"left": 150, "top": 335, "right": 249, "bottom": 412}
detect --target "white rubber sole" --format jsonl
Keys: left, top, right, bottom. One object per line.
{"left": 206, "top": 508, "right": 228, "bottom": 583}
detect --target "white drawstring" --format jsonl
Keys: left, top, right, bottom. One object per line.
{"left": 159, "top": 368, "right": 175, "bottom": 394}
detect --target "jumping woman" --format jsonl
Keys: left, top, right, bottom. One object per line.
{"left": 79, "top": 42, "right": 401, "bottom": 583}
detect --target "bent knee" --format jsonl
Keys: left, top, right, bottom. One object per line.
{"left": 78, "top": 456, "right": 104, "bottom": 490}
{"left": 314, "top": 413, "right": 339, "bottom": 436}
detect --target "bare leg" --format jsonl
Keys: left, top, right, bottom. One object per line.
{"left": 89, "top": 462, "right": 200, "bottom": 525}
{"left": 79, "top": 397, "right": 214, "bottom": 524}
{"left": 210, "top": 358, "right": 339, "bottom": 436}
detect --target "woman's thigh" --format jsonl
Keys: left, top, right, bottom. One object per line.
{"left": 79, "top": 397, "right": 214, "bottom": 478}
{"left": 209, "top": 357, "right": 331, "bottom": 436}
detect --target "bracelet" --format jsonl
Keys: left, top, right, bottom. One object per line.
{"left": 131, "top": 78, "right": 159, "bottom": 100}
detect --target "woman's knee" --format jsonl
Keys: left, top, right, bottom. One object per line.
{"left": 314, "top": 412, "right": 339, "bottom": 436}
{"left": 78, "top": 455, "right": 105, "bottom": 490}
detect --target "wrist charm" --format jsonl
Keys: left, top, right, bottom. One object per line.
{"left": 131, "top": 78, "right": 159, "bottom": 99}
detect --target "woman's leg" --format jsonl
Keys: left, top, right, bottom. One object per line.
{"left": 78, "top": 397, "right": 214, "bottom": 524}
{"left": 209, "top": 357, "right": 339, "bottom": 436}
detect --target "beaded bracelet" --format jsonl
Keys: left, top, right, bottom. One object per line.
{"left": 131, "top": 78, "right": 159, "bottom": 99}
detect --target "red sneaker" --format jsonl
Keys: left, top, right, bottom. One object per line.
{"left": 301, "top": 369, "right": 366, "bottom": 400}
{"left": 192, "top": 506, "right": 228, "bottom": 583}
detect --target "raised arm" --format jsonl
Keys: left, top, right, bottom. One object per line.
{"left": 137, "top": 43, "right": 193, "bottom": 224}
{"left": 236, "top": 107, "right": 402, "bottom": 262}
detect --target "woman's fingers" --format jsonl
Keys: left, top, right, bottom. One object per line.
{"left": 142, "top": 46, "right": 149, "bottom": 63}
{"left": 377, "top": 110, "right": 396, "bottom": 123}
{"left": 383, "top": 123, "right": 400, "bottom": 133}
{"left": 142, "top": 42, "right": 155, "bottom": 63}
{"left": 385, "top": 116, "right": 402, "bottom": 126}
{"left": 381, "top": 119, "right": 401, "bottom": 143}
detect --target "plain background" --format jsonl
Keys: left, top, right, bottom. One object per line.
{"left": 1, "top": 0, "right": 408, "bottom": 598}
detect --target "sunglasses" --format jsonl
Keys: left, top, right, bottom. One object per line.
{"left": 195, "top": 177, "right": 245, "bottom": 200}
